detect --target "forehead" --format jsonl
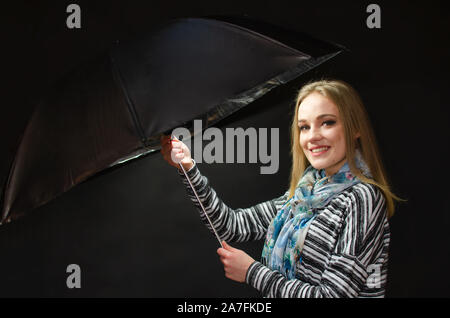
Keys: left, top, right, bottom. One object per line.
{"left": 297, "top": 92, "right": 339, "bottom": 120}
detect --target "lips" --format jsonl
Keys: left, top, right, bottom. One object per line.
{"left": 309, "top": 146, "right": 330, "bottom": 156}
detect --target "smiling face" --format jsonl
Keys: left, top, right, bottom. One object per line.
{"left": 297, "top": 92, "right": 347, "bottom": 176}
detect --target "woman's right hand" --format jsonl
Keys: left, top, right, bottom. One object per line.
{"left": 160, "top": 135, "right": 194, "bottom": 171}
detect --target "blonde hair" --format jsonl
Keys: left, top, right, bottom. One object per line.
{"left": 288, "top": 79, "right": 400, "bottom": 218}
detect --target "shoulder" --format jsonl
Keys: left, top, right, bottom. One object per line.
{"left": 335, "top": 182, "right": 387, "bottom": 226}
{"left": 335, "top": 182, "right": 385, "bottom": 207}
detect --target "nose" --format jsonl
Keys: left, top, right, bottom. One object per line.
{"left": 307, "top": 126, "right": 323, "bottom": 143}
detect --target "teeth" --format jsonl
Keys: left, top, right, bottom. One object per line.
{"left": 311, "top": 147, "right": 329, "bottom": 153}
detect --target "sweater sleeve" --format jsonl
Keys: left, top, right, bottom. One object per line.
{"left": 245, "top": 183, "right": 389, "bottom": 298}
{"left": 177, "top": 160, "right": 289, "bottom": 242}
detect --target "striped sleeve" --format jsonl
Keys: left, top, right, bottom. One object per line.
{"left": 177, "top": 160, "right": 288, "bottom": 242}
{"left": 245, "top": 183, "right": 390, "bottom": 298}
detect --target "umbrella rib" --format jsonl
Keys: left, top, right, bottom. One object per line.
{"left": 110, "top": 54, "right": 148, "bottom": 147}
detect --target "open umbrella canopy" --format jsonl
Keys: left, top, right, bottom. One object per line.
{"left": 0, "top": 17, "right": 344, "bottom": 224}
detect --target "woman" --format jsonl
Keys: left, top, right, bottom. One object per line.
{"left": 160, "top": 79, "right": 397, "bottom": 297}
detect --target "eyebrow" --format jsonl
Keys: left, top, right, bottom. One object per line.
{"left": 298, "top": 113, "right": 337, "bottom": 123}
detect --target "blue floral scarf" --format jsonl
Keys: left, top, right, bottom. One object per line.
{"left": 261, "top": 152, "right": 370, "bottom": 279}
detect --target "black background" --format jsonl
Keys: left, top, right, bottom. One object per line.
{"left": 0, "top": 0, "right": 449, "bottom": 298}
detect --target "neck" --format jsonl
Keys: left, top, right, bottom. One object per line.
{"left": 324, "top": 158, "right": 347, "bottom": 177}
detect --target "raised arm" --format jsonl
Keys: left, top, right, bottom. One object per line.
{"left": 160, "top": 134, "right": 288, "bottom": 243}
{"left": 177, "top": 160, "right": 288, "bottom": 242}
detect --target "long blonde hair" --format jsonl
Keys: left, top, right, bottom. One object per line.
{"left": 288, "top": 79, "right": 400, "bottom": 218}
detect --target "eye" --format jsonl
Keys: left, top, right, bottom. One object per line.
{"left": 299, "top": 125, "right": 309, "bottom": 131}
{"left": 323, "top": 120, "right": 336, "bottom": 126}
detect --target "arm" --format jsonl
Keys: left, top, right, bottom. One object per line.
{"left": 178, "top": 160, "right": 289, "bottom": 243}
{"left": 245, "top": 183, "right": 390, "bottom": 298}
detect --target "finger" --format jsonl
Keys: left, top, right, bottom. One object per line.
{"left": 217, "top": 248, "right": 231, "bottom": 258}
{"left": 171, "top": 145, "right": 182, "bottom": 153}
{"left": 171, "top": 140, "right": 183, "bottom": 149}
{"left": 171, "top": 153, "right": 183, "bottom": 164}
{"left": 219, "top": 257, "right": 228, "bottom": 266}
{"left": 172, "top": 149, "right": 184, "bottom": 156}
{"left": 217, "top": 247, "right": 227, "bottom": 256}
{"left": 222, "top": 241, "right": 235, "bottom": 251}
{"left": 171, "top": 136, "right": 186, "bottom": 148}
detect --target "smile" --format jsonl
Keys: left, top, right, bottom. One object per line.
{"left": 310, "top": 146, "right": 330, "bottom": 156}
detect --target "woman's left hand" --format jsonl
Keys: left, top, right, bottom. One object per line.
{"left": 217, "top": 241, "right": 255, "bottom": 283}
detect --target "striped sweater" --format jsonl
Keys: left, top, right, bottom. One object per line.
{"left": 178, "top": 162, "right": 390, "bottom": 298}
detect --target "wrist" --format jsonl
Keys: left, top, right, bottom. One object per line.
{"left": 245, "top": 261, "right": 260, "bottom": 285}
{"left": 178, "top": 158, "right": 194, "bottom": 171}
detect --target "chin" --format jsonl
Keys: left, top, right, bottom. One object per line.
{"left": 307, "top": 158, "right": 328, "bottom": 170}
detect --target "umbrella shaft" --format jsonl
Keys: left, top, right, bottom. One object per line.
{"left": 173, "top": 136, "right": 223, "bottom": 248}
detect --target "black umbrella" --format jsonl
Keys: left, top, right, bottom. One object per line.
{"left": 0, "top": 17, "right": 344, "bottom": 224}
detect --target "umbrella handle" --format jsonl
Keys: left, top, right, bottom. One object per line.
{"left": 171, "top": 135, "right": 223, "bottom": 248}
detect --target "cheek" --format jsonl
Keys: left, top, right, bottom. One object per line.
{"left": 299, "top": 135, "right": 312, "bottom": 159}
{"left": 299, "top": 133, "right": 307, "bottom": 150}
{"left": 334, "top": 140, "right": 347, "bottom": 158}
{"left": 327, "top": 129, "right": 346, "bottom": 153}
